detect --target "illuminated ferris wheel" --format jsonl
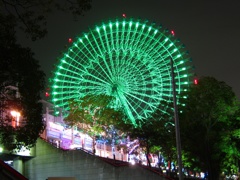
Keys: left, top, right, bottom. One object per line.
{"left": 51, "top": 18, "right": 193, "bottom": 124}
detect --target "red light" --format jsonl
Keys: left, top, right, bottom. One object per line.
{"left": 122, "top": 13, "right": 126, "bottom": 18}
{"left": 194, "top": 79, "right": 198, "bottom": 85}
{"left": 68, "top": 38, "right": 73, "bottom": 43}
{"left": 171, "top": 30, "right": 175, "bottom": 36}
{"left": 45, "top": 92, "right": 50, "bottom": 97}
{"left": 45, "top": 87, "right": 50, "bottom": 97}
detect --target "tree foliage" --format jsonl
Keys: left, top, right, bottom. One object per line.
{"left": 65, "top": 94, "right": 128, "bottom": 153}
{"left": 0, "top": 0, "right": 92, "bottom": 41}
{"left": 128, "top": 102, "right": 177, "bottom": 168}
{"left": 179, "top": 76, "right": 240, "bottom": 179}
{"left": 0, "top": 15, "right": 46, "bottom": 151}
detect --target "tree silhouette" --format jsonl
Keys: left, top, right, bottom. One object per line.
{"left": 0, "top": 0, "right": 92, "bottom": 41}
{"left": 179, "top": 76, "right": 240, "bottom": 179}
{"left": 0, "top": 16, "right": 46, "bottom": 151}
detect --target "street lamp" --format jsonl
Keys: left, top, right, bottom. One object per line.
{"left": 11, "top": 110, "right": 21, "bottom": 128}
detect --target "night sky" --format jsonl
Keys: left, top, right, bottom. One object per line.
{"left": 18, "top": 0, "right": 240, "bottom": 99}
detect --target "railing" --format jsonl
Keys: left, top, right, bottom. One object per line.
{"left": 0, "top": 159, "right": 28, "bottom": 180}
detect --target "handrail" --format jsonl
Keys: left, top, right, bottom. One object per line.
{"left": 0, "top": 159, "right": 28, "bottom": 180}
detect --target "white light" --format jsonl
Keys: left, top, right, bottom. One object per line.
{"left": 11, "top": 110, "right": 21, "bottom": 127}
{"left": 16, "top": 146, "right": 30, "bottom": 156}
{"left": 130, "top": 160, "right": 135, "bottom": 165}
{"left": 11, "top": 111, "right": 20, "bottom": 117}
{"left": 70, "top": 144, "right": 75, "bottom": 149}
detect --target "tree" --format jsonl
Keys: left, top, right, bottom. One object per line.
{"left": 128, "top": 103, "right": 177, "bottom": 170}
{"left": 65, "top": 94, "right": 127, "bottom": 154}
{"left": 0, "top": 15, "right": 46, "bottom": 151}
{"left": 0, "top": 0, "right": 92, "bottom": 41}
{"left": 150, "top": 102, "right": 177, "bottom": 171}
{"left": 218, "top": 104, "right": 240, "bottom": 177}
{"left": 129, "top": 118, "right": 157, "bottom": 167}
{"left": 0, "top": 0, "right": 92, "bottom": 152}
{"left": 179, "top": 76, "right": 240, "bottom": 179}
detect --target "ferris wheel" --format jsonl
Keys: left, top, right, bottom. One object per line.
{"left": 51, "top": 18, "right": 193, "bottom": 125}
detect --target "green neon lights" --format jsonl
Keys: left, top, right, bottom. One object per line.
{"left": 51, "top": 18, "right": 193, "bottom": 124}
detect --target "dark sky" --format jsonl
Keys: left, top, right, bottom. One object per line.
{"left": 18, "top": 0, "right": 240, "bottom": 99}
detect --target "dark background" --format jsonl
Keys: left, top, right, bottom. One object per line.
{"left": 17, "top": 0, "right": 240, "bottom": 98}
